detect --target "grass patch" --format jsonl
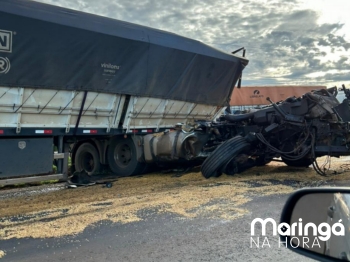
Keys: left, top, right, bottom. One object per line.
{"left": 39, "top": 180, "right": 59, "bottom": 185}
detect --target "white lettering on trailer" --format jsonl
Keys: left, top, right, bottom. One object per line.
{"left": 0, "top": 29, "right": 12, "bottom": 53}
{"left": 101, "top": 63, "right": 120, "bottom": 70}
{"left": 0, "top": 57, "right": 10, "bottom": 74}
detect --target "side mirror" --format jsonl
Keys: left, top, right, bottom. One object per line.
{"left": 280, "top": 188, "right": 350, "bottom": 262}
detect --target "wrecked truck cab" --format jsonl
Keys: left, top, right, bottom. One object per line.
{"left": 200, "top": 85, "right": 350, "bottom": 178}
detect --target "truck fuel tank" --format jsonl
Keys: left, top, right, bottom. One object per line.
{"left": 143, "top": 130, "right": 206, "bottom": 163}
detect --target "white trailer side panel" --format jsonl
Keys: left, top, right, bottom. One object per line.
{"left": 0, "top": 87, "right": 125, "bottom": 133}
{"left": 0, "top": 87, "right": 222, "bottom": 133}
{"left": 123, "top": 96, "right": 222, "bottom": 131}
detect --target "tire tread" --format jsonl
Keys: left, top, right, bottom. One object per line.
{"left": 201, "top": 136, "right": 250, "bottom": 178}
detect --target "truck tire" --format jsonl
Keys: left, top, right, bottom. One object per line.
{"left": 74, "top": 143, "right": 101, "bottom": 175}
{"left": 107, "top": 137, "right": 146, "bottom": 177}
{"left": 281, "top": 157, "right": 313, "bottom": 167}
{"left": 201, "top": 136, "right": 251, "bottom": 178}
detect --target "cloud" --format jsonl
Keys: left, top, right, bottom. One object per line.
{"left": 37, "top": 0, "right": 350, "bottom": 87}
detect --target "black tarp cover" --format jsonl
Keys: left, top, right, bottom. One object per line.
{"left": 0, "top": 0, "right": 248, "bottom": 106}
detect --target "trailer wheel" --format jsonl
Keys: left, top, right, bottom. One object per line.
{"left": 74, "top": 143, "right": 101, "bottom": 175}
{"left": 201, "top": 136, "right": 251, "bottom": 178}
{"left": 107, "top": 137, "right": 146, "bottom": 177}
{"left": 281, "top": 157, "right": 313, "bottom": 168}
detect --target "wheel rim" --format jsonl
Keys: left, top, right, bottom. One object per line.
{"left": 114, "top": 143, "right": 132, "bottom": 168}
{"left": 81, "top": 152, "right": 95, "bottom": 172}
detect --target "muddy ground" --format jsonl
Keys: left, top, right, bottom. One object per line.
{"left": 0, "top": 157, "right": 350, "bottom": 261}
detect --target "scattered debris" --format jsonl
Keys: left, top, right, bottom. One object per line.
{"left": 67, "top": 170, "right": 117, "bottom": 188}
{"left": 105, "top": 182, "right": 113, "bottom": 188}
{"left": 0, "top": 156, "right": 349, "bottom": 242}
{"left": 1, "top": 158, "right": 349, "bottom": 240}
{"left": 68, "top": 170, "right": 96, "bottom": 186}
{"left": 161, "top": 166, "right": 197, "bottom": 177}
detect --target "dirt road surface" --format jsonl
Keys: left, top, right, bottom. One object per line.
{"left": 1, "top": 158, "right": 350, "bottom": 261}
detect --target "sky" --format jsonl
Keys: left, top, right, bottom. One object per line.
{"left": 37, "top": 0, "right": 350, "bottom": 87}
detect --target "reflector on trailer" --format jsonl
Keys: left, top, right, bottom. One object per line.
{"left": 141, "top": 129, "right": 153, "bottom": 133}
{"left": 0, "top": 130, "right": 3, "bottom": 134}
{"left": 83, "top": 130, "right": 98, "bottom": 134}
{"left": 35, "top": 130, "right": 53, "bottom": 134}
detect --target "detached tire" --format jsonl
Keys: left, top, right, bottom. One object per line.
{"left": 107, "top": 137, "right": 146, "bottom": 177}
{"left": 74, "top": 143, "right": 101, "bottom": 175}
{"left": 281, "top": 157, "right": 313, "bottom": 167}
{"left": 201, "top": 136, "right": 251, "bottom": 178}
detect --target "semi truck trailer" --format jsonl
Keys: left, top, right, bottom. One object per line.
{"left": 0, "top": 0, "right": 248, "bottom": 183}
